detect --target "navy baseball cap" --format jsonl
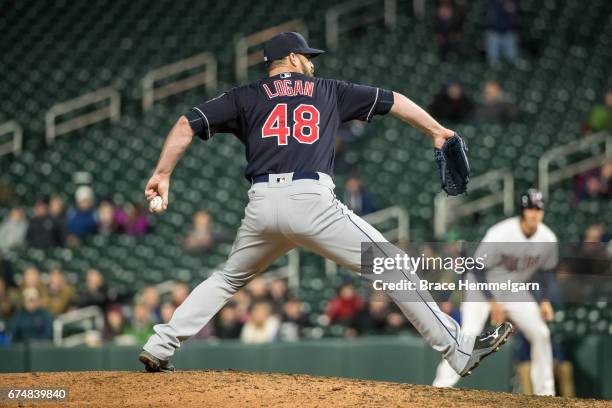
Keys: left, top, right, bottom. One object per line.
{"left": 263, "top": 32, "right": 325, "bottom": 63}
{"left": 521, "top": 189, "right": 545, "bottom": 210}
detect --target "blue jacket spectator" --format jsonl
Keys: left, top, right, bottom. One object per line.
{"left": 67, "top": 186, "right": 97, "bottom": 239}
{"left": 484, "top": 0, "right": 520, "bottom": 66}
{"left": 0, "top": 321, "right": 10, "bottom": 346}
{"left": 344, "top": 175, "right": 375, "bottom": 216}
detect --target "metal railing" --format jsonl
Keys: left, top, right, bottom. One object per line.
{"left": 538, "top": 132, "right": 612, "bottom": 198}
{"left": 326, "top": 0, "right": 397, "bottom": 50}
{"left": 325, "top": 205, "right": 409, "bottom": 277}
{"left": 53, "top": 306, "right": 105, "bottom": 347}
{"left": 142, "top": 52, "right": 217, "bottom": 111}
{"left": 236, "top": 20, "right": 307, "bottom": 83}
{"left": 434, "top": 169, "right": 514, "bottom": 239}
{"left": 0, "top": 120, "right": 23, "bottom": 157}
{"left": 45, "top": 87, "right": 120, "bottom": 144}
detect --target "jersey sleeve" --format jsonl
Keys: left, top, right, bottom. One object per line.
{"left": 184, "top": 90, "right": 240, "bottom": 140}
{"left": 335, "top": 81, "right": 394, "bottom": 123}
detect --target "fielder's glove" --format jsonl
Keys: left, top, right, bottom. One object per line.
{"left": 434, "top": 133, "right": 470, "bottom": 196}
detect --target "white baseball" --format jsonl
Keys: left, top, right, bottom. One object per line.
{"left": 149, "top": 196, "right": 164, "bottom": 213}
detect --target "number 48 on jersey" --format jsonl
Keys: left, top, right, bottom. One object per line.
{"left": 262, "top": 104, "right": 320, "bottom": 145}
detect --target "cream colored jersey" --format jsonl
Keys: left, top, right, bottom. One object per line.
{"left": 475, "top": 216, "right": 558, "bottom": 283}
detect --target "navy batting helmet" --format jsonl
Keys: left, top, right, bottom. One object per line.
{"left": 520, "top": 188, "right": 545, "bottom": 211}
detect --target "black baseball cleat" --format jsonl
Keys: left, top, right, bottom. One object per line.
{"left": 138, "top": 350, "right": 175, "bottom": 373}
{"left": 459, "top": 322, "right": 514, "bottom": 377}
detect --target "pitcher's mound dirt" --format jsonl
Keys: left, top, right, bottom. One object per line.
{"left": 0, "top": 370, "right": 609, "bottom": 407}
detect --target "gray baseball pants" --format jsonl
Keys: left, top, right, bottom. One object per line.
{"left": 144, "top": 172, "right": 475, "bottom": 373}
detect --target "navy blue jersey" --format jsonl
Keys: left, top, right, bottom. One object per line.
{"left": 185, "top": 72, "right": 394, "bottom": 180}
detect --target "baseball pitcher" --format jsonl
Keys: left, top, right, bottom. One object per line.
{"left": 139, "top": 32, "right": 512, "bottom": 375}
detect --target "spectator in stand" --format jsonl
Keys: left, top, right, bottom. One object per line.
{"left": 586, "top": 90, "right": 612, "bottom": 133}
{"left": 48, "top": 195, "right": 66, "bottom": 245}
{"left": 0, "top": 207, "right": 28, "bottom": 252}
{"left": 233, "top": 290, "right": 252, "bottom": 323}
{"left": 574, "top": 169, "right": 601, "bottom": 201}
{"left": 433, "top": 0, "right": 465, "bottom": 62}
{"left": 46, "top": 268, "right": 76, "bottom": 316}
{"left": 584, "top": 224, "right": 605, "bottom": 244}
{"left": 574, "top": 162, "right": 612, "bottom": 201}
{"left": 96, "top": 200, "right": 118, "bottom": 235}
{"left": 475, "top": 80, "right": 519, "bottom": 123}
{"left": 279, "top": 297, "right": 310, "bottom": 341}
{"left": 0, "top": 276, "right": 20, "bottom": 320}
{"left": 0, "top": 254, "right": 16, "bottom": 288}
{"left": 573, "top": 224, "right": 609, "bottom": 277}
{"left": 183, "top": 210, "right": 214, "bottom": 252}
{"left": 116, "top": 202, "right": 149, "bottom": 236}
{"left": 326, "top": 281, "right": 363, "bottom": 325}
{"left": 351, "top": 294, "right": 391, "bottom": 335}
{"left": 344, "top": 175, "right": 375, "bottom": 216}
{"left": 0, "top": 181, "right": 13, "bottom": 206}
{"left": 171, "top": 282, "right": 190, "bottom": 308}
{"left": 124, "top": 302, "right": 155, "bottom": 344}
{"left": 0, "top": 321, "right": 10, "bottom": 346}
{"left": 141, "top": 285, "right": 161, "bottom": 323}
{"left": 385, "top": 309, "right": 408, "bottom": 334}
{"left": 269, "top": 278, "right": 290, "bottom": 313}
{"left": 240, "top": 300, "right": 280, "bottom": 344}
{"left": 160, "top": 302, "right": 176, "bottom": 324}
{"left": 484, "top": 0, "right": 520, "bottom": 67}
{"left": 247, "top": 277, "right": 270, "bottom": 302}
{"left": 9, "top": 288, "right": 53, "bottom": 343}
{"left": 19, "top": 266, "right": 49, "bottom": 308}
{"left": 66, "top": 186, "right": 97, "bottom": 242}
{"left": 351, "top": 293, "right": 408, "bottom": 336}
{"left": 26, "top": 198, "right": 57, "bottom": 248}
{"left": 214, "top": 302, "right": 243, "bottom": 339}
{"left": 429, "top": 80, "right": 474, "bottom": 122}
{"left": 102, "top": 305, "right": 126, "bottom": 342}
{"left": 602, "top": 162, "right": 612, "bottom": 198}
{"left": 77, "top": 268, "right": 110, "bottom": 311}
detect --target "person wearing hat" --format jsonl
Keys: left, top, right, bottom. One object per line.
{"left": 66, "top": 185, "right": 97, "bottom": 240}
{"left": 140, "top": 31, "right": 512, "bottom": 376}
{"left": 433, "top": 189, "right": 558, "bottom": 395}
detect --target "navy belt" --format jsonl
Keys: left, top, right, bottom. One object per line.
{"left": 252, "top": 171, "right": 320, "bottom": 184}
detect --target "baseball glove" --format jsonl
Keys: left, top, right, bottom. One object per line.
{"left": 434, "top": 133, "right": 470, "bottom": 196}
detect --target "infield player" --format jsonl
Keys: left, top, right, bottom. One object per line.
{"left": 138, "top": 32, "right": 513, "bottom": 374}
{"left": 433, "top": 189, "right": 558, "bottom": 395}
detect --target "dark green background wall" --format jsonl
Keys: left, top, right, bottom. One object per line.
{"left": 1, "top": 335, "right": 610, "bottom": 399}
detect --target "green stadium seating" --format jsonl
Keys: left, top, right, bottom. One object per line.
{"left": 0, "top": 0, "right": 610, "bottom": 333}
